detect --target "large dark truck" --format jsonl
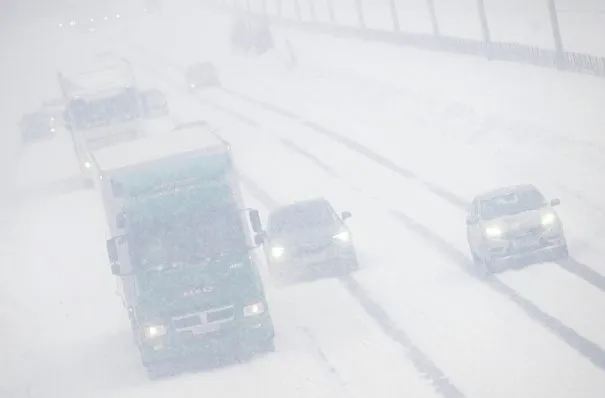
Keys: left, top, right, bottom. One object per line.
{"left": 91, "top": 121, "right": 275, "bottom": 378}
{"left": 58, "top": 56, "right": 169, "bottom": 182}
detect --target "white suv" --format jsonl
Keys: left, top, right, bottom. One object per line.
{"left": 466, "top": 184, "right": 568, "bottom": 275}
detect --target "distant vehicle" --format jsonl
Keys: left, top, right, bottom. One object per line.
{"left": 58, "top": 56, "right": 168, "bottom": 178}
{"left": 185, "top": 62, "right": 220, "bottom": 90}
{"left": 94, "top": 121, "right": 275, "bottom": 378}
{"left": 19, "top": 111, "right": 57, "bottom": 144}
{"left": 466, "top": 184, "right": 568, "bottom": 275}
{"left": 230, "top": 16, "right": 274, "bottom": 55}
{"left": 256, "top": 198, "right": 359, "bottom": 283}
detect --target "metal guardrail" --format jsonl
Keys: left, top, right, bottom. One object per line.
{"left": 206, "top": 0, "right": 605, "bottom": 78}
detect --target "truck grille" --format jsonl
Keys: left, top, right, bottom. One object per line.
{"left": 172, "top": 305, "right": 235, "bottom": 330}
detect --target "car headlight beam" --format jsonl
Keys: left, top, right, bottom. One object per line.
{"left": 484, "top": 225, "right": 503, "bottom": 238}
{"left": 143, "top": 324, "right": 167, "bottom": 339}
{"left": 243, "top": 302, "right": 265, "bottom": 317}
{"left": 541, "top": 212, "right": 557, "bottom": 226}
{"left": 333, "top": 230, "right": 350, "bottom": 242}
{"left": 271, "top": 246, "right": 285, "bottom": 258}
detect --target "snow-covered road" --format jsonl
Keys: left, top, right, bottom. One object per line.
{"left": 3, "top": 3, "right": 605, "bottom": 398}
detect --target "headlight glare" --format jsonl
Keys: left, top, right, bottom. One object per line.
{"left": 333, "top": 230, "right": 350, "bottom": 242}
{"left": 484, "top": 225, "right": 503, "bottom": 238}
{"left": 144, "top": 324, "right": 167, "bottom": 339}
{"left": 271, "top": 246, "right": 285, "bottom": 258}
{"left": 541, "top": 212, "right": 557, "bottom": 226}
{"left": 243, "top": 302, "right": 265, "bottom": 317}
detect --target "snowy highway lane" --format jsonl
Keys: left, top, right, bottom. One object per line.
{"left": 6, "top": 134, "right": 449, "bottom": 398}
{"left": 123, "top": 44, "right": 605, "bottom": 397}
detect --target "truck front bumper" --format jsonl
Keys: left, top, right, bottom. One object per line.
{"left": 139, "top": 313, "right": 274, "bottom": 366}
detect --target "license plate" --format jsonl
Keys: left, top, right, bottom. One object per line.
{"left": 191, "top": 323, "right": 221, "bottom": 335}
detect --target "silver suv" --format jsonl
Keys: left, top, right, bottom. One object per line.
{"left": 256, "top": 198, "right": 359, "bottom": 283}
{"left": 466, "top": 184, "right": 568, "bottom": 275}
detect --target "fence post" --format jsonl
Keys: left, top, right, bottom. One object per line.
{"left": 546, "top": 0, "right": 565, "bottom": 67}
{"left": 293, "top": 0, "right": 302, "bottom": 20}
{"left": 275, "top": 0, "right": 282, "bottom": 17}
{"left": 426, "top": 0, "right": 440, "bottom": 36}
{"left": 308, "top": 0, "right": 316, "bottom": 21}
{"left": 327, "top": 0, "right": 336, "bottom": 24}
{"left": 387, "top": 0, "right": 400, "bottom": 32}
{"left": 476, "top": 0, "right": 491, "bottom": 58}
{"left": 354, "top": 0, "right": 365, "bottom": 29}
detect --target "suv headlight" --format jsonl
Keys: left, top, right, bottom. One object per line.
{"left": 541, "top": 212, "right": 557, "bottom": 226}
{"left": 271, "top": 246, "right": 285, "bottom": 258}
{"left": 244, "top": 302, "right": 265, "bottom": 317}
{"left": 484, "top": 225, "right": 503, "bottom": 238}
{"left": 143, "top": 324, "right": 167, "bottom": 339}
{"left": 333, "top": 230, "right": 350, "bottom": 242}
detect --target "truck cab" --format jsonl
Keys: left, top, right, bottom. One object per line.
{"left": 93, "top": 121, "right": 274, "bottom": 377}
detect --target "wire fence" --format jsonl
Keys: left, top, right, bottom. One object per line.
{"left": 206, "top": 0, "right": 605, "bottom": 77}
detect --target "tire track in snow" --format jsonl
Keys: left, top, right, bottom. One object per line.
{"left": 129, "top": 47, "right": 605, "bottom": 373}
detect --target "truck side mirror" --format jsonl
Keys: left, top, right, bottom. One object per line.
{"left": 107, "top": 238, "right": 118, "bottom": 263}
{"left": 341, "top": 211, "right": 352, "bottom": 221}
{"left": 116, "top": 213, "right": 126, "bottom": 229}
{"left": 550, "top": 198, "right": 561, "bottom": 207}
{"left": 249, "top": 209, "right": 262, "bottom": 233}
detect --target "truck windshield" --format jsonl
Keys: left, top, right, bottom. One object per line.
{"left": 128, "top": 203, "right": 248, "bottom": 269}
{"left": 481, "top": 189, "right": 546, "bottom": 220}
{"left": 68, "top": 88, "right": 140, "bottom": 129}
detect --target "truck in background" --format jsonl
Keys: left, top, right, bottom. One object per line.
{"left": 92, "top": 121, "right": 275, "bottom": 378}
{"left": 58, "top": 55, "right": 169, "bottom": 178}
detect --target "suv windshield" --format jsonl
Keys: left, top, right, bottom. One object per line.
{"left": 269, "top": 200, "right": 335, "bottom": 234}
{"left": 481, "top": 188, "right": 546, "bottom": 220}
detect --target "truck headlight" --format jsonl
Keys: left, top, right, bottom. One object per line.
{"left": 243, "top": 302, "right": 265, "bottom": 317}
{"left": 333, "top": 230, "right": 350, "bottom": 242}
{"left": 541, "top": 212, "right": 557, "bottom": 226}
{"left": 484, "top": 225, "right": 503, "bottom": 238}
{"left": 83, "top": 161, "right": 92, "bottom": 169}
{"left": 143, "top": 324, "right": 167, "bottom": 339}
{"left": 271, "top": 246, "right": 285, "bottom": 258}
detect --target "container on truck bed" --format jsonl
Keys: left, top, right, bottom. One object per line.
{"left": 93, "top": 121, "right": 275, "bottom": 378}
